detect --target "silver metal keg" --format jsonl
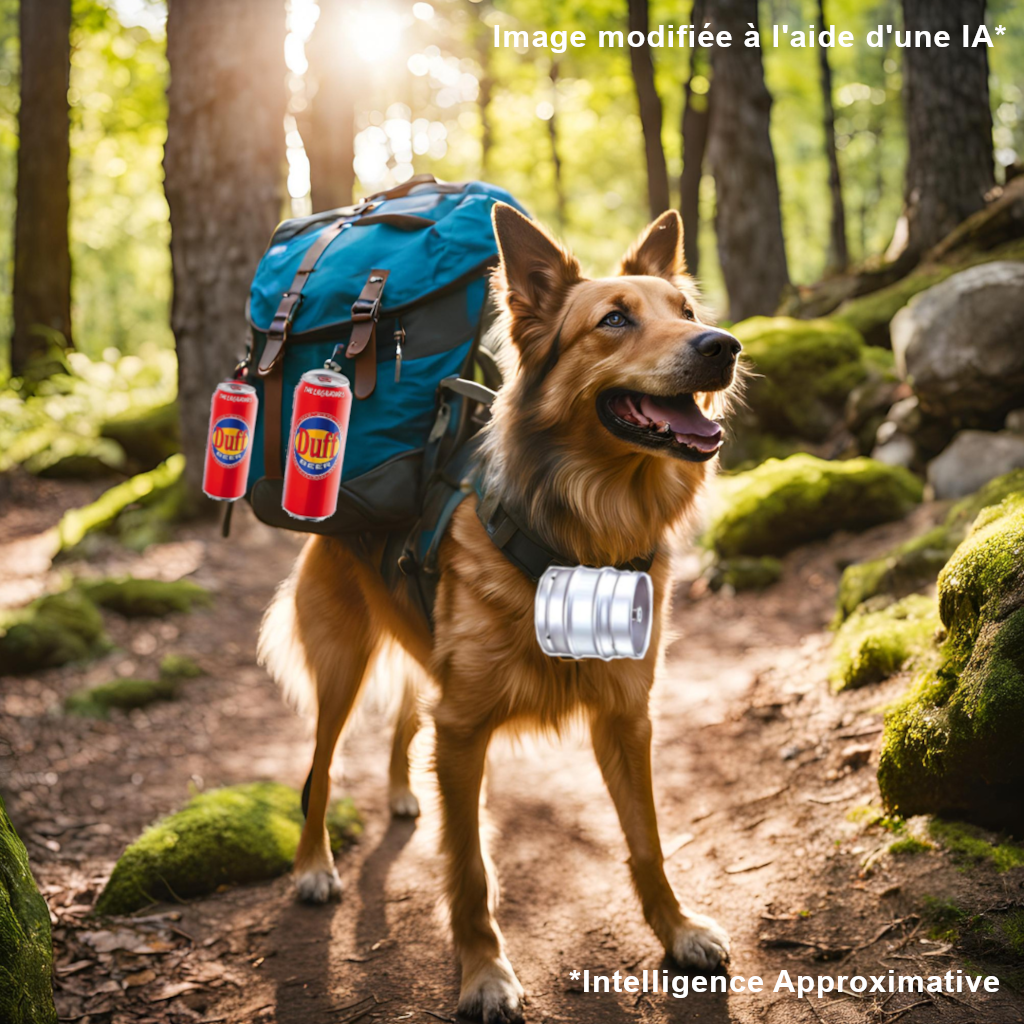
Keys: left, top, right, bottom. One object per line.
{"left": 535, "top": 566, "right": 653, "bottom": 661}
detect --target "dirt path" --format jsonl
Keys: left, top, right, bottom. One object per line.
{"left": 1, "top": 479, "right": 1022, "bottom": 1024}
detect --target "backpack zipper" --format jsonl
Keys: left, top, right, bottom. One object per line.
{"left": 394, "top": 320, "right": 405, "bottom": 383}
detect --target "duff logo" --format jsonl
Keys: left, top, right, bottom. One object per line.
{"left": 292, "top": 415, "right": 342, "bottom": 478}
{"left": 211, "top": 417, "right": 250, "bottom": 466}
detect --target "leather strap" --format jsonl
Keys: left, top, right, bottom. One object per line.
{"left": 347, "top": 270, "right": 388, "bottom": 399}
{"left": 258, "top": 216, "right": 348, "bottom": 376}
{"left": 263, "top": 365, "right": 284, "bottom": 479}
{"left": 473, "top": 474, "right": 655, "bottom": 582}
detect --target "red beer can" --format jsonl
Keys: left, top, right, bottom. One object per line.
{"left": 282, "top": 369, "right": 352, "bottom": 522}
{"left": 203, "top": 380, "right": 258, "bottom": 502}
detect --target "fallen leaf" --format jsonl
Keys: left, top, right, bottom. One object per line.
{"left": 149, "top": 981, "right": 203, "bottom": 1002}
{"left": 125, "top": 969, "right": 157, "bottom": 988}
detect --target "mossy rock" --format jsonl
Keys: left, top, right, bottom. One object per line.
{"left": 831, "top": 594, "right": 941, "bottom": 691}
{"left": 708, "top": 556, "right": 783, "bottom": 592}
{"left": 159, "top": 654, "right": 203, "bottom": 680}
{"left": 100, "top": 401, "right": 180, "bottom": 472}
{"left": 0, "top": 795, "right": 58, "bottom": 1024}
{"left": 56, "top": 453, "right": 185, "bottom": 553}
{"left": 706, "top": 454, "right": 923, "bottom": 559}
{"left": 878, "top": 493, "right": 1024, "bottom": 828}
{"left": 24, "top": 434, "right": 126, "bottom": 479}
{"left": 836, "top": 469, "right": 1024, "bottom": 620}
{"left": 95, "top": 782, "right": 362, "bottom": 915}
{"left": 81, "top": 577, "right": 211, "bottom": 618}
{"left": 65, "top": 678, "right": 177, "bottom": 718}
{"left": 0, "top": 590, "right": 108, "bottom": 675}
{"left": 720, "top": 318, "right": 886, "bottom": 468}
{"left": 834, "top": 268, "right": 954, "bottom": 348}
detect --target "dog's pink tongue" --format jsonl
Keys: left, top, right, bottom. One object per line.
{"left": 640, "top": 396, "right": 721, "bottom": 440}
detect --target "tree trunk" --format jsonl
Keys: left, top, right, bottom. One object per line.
{"left": 12, "top": 0, "right": 72, "bottom": 377}
{"left": 817, "top": 0, "right": 848, "bottom": 273}
{"left": 680, "top": 0, "right": 710, "bottom": 274}
{"left": 548, "top": 61, "right": 565, "bottom": 230}
{"left": 900, "top": 0, "right": 994, "bottom": 261}
{"left": 165, "top": 0, "right": 286, "bottom": 510}
{"left": 706, "top": 0, "right": 789, "bottom": 320}
{"left": 627, "top": 0, "right": 670, "bottom": 219}
{"left": 304, "top": 0, "right": 355, "bottom": 212}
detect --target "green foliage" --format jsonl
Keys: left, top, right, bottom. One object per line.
{"left": 56, "top": 453, "right": 185, "bottom": 552}
{"left": 706, "top": 454, "right": 922, "bottom": 559}
{"left": 159, "top": 653, "right": 203, "bottom": 680}
{"left": 0, "top": 795, "right": 58, "bottom": 1024}
{"left": 888, "top": 836, "right": 933, "bottom": 856}
{"left": 878, "top": 494, "right": 1024, "bottom": 825}
{"left": 0, "top": 589, "right": 108, "bottom": 674}
{"left": 730, "top": 316, "right": 873, "bottom": 440}
{"left": 922, "top": 895, "right": 968, "bottom": 941}
{"left": 81, "top": 576, "right": 210, "bottom": 617}
{"left": 831, "top": 594, "right": 941, "bottom": 691}
{"left": 928, "top": 820, "right": 1024, "bottom": 873}
{"left": 100, "top": 400, "right": 179, "bottom": 471}
{"left": 95, "top": 783, "right": 362, "bottom": 915}
{"left": 65, "top": 677, "right": 176, "bottom": 718}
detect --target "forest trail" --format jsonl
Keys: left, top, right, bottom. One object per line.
{"left": 1, "top": 478, "right": 1022, "bottom": 1024}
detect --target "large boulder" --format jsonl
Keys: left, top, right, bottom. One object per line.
{"left": 706, "top": 454, "right": 922, "bottom": 558}
{"left": 878, "top": 492, "right": 1024, "bottom": 829}
{"left": 926, "top": 430, "right": 1024, "bottom": 500}
{"left": 96, "top": 783, "right": 362, "bottom": 915}
{"left": 890, "top": 263, "right": 1024, "bottom": 426}
{"left": 721, "top": 317, "right": 891, "bottom": 467}
{"left": 1, "top": 796, "right": 58, "bottom": 1024}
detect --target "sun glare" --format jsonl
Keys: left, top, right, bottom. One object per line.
{"left": 347, "top": 4, "right": 404, "bottom": 63}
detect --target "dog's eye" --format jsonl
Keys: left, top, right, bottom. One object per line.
{"left": 683, "top": 307, "right": 696, "bottom": 321}
{"left": 600, "top": 311, "right": 628, "bottom": 328}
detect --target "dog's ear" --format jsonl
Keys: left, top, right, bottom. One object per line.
{"left": 617, "top": 210, "right": 685, "bottom": 280}
{"left": 492, "top": 203, "right": 582, "bottom": 354}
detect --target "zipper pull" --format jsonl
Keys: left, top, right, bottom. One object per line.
{"left": 394, "top": 322, "right": 405, "bottom": 383}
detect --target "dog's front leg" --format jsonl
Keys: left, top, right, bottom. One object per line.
{"left": 435, "top": 716, "right": 523, "bottom": 1024}
{"left": 590, "top": 711, "right": 730, "bottom": 970}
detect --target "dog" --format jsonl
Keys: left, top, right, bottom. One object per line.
{"left": 259, "top": 203, "right": 742, "bottom": 1023}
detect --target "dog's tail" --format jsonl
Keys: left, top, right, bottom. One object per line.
{"left": 258, "top": 563, "right": 318, "bottom": 718}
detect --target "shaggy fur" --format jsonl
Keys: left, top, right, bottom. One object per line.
{"left": 259, "top": 205, "right": 741, "bottom": 1023}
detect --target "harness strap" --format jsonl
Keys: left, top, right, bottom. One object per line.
{"left": 262, "top": 366, "right": 284, "bottom": 479}
{"left": 473, "top": 474, "right": 655, "bottom": 582}
{"left": 346, "top": 270, "right": 389, "bottom": 399}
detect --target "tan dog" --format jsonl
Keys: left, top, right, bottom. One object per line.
{"left": 259, "top": 204, "right": 741, "bottom": 1023}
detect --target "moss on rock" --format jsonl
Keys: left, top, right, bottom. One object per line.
{"left": 835, "top": 469, "right": 1024, "bottom": 620}
{"left": 56, "top": 454, "right": 185, "bottom": 552}
{"left": 706, "top": 454, "right": 923, "bottom": 559}
{"left": 834, "top": 268, "right": 954, "bottom": 348}
{"left": 81, "top": 577, "right": 210, "bottom": 618}
{"left": 159, "top": 654, "right": 203, "bottom": 680}
{"left": 708, "top": 556, "right": 783, "bottom": 592}
{"left": 0, "top": 795, "right": 58, "bottom": 1024}
{"left": 100, "top": 401, "right": 180, "bottom": 472}
{"left": 65, "top": 678, "right": 177, "bottom": 718}
{"left": 730, "top": 317, "right": 873, "bottom": 441}
{"left": 0, "top": 590, "right": 108, "bottom": 675}
{"left": 95, "top": 782, "right": 362, "bottom": 915}
{"left": 878, "top": 493, "right": 1024, "bottom": 827}
{"left": 831, "top": 594, "right": 941, "bottom": 691}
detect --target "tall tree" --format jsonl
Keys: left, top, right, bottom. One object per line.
{"left": 547, "top": 60, "right": 566, "bottom": 230}
{"left": 680, "top": 0, "right": 711, "bottom": 274}
{"left": 627, "top": 0, "right": 669, "bottom": 219}
{"left": 165, "top": 0, "right": 286, "bottom": 508}
{"left": 12, "top": 0, "right": 72, "bottom": 377}
{"left": 817, "top": 0, "right": 848, "bottom": 273}
{"left": 705, "top": 0, "right": 789, "bottom": 320}
{"left": 899, "top": 0, "right": 994, "bottom": 261}
{"left": 304, "top": 0, "right": 355, "bottom": 212}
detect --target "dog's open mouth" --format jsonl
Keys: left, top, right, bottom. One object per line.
{"left": 597, "top": 389, "right": 723, "bottom": 462}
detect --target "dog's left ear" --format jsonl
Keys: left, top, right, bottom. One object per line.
{"left": 617, "top": 210, "right": 685, "bottom": 280}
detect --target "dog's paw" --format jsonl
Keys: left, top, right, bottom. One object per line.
{"left": 388, "top": 786, "right": 421, "bottom": 818}
{"left": 670, "top": 912, "right": 730, "bottom": 970}
{"left": 294, "top": 867, "right": 342, "bottom": 904}
{"left": 458, "top": 957, "right": 524, "bottom": 1024}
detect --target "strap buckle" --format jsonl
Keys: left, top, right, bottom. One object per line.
{"left": 351, "top": 289, "right": 383, "bottom": 323}
{"left": 268, "top": 292, "right": 302, "bottom": 342}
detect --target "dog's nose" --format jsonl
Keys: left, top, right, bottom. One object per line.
{"left": 690, "top": 330, "right": 742, "bottom": 361}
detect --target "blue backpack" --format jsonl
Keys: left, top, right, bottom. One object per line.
{"left": 239, "top": 175, "right": 526, "bottom": 537}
